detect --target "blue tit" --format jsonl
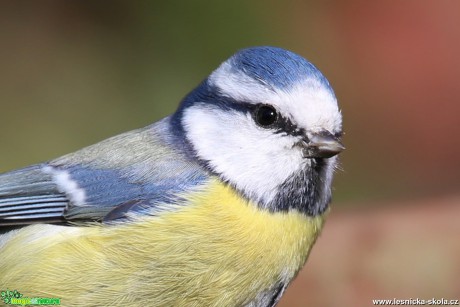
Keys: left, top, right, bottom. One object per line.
{"left": 0, "top": 46, "right": 343, "bottom": 306}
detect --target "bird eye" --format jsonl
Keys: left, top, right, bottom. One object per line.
{"left": 254, "top": 105, "right": 278, "bottom": 127}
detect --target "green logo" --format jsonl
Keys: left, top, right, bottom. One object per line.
{"left": 1, "top": 290, "right": 60, "bottom": 306}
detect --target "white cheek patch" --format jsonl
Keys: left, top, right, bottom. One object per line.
{"left": 42, "top": 166, "right": 86, "bottom": 206}
{"left": 182, "top": 105, "right": 304, "bottom": 205}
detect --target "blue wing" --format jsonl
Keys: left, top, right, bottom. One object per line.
{"left": 0, "top": 118, "right": 209, "bottom": 226}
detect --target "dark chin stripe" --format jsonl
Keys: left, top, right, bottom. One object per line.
{"left": 270, "top": 158, "right": 332, "bottom": 216}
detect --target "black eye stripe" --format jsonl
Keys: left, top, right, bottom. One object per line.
{"left": 273, "top": 116, "right": 304, "bottom": 137}
{"left": 249, "top": 103, "right": 304, "bottom": 136}
{"left": 200, "top": 89, "right": 305, "bottom": 137}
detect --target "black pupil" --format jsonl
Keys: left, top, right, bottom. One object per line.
{"left": 256, "top": 105, "right": 277, "bottom": 127}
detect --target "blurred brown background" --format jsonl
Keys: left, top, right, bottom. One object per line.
{"left": 0, "top": 1, "right": 459, "bottom": 306}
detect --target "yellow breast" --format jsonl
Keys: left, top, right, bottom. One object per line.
{"left": 0, "top": 179, "right": 325, "bottom": 306}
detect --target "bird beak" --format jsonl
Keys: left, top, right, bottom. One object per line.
{"left": 301, "top": 131, "right": 345, "bottom": 159}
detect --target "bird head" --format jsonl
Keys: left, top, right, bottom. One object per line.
{"left": 172, "top": 46, "right": 343, "bottom": 215}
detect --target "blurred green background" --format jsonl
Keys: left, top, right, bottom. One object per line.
{"left": 0, "top": 1, "right": 459, "bottom": 305}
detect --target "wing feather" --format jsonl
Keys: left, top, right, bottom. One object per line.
{"left": 0, "top": 119, "right": 209, "bottom": 227}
